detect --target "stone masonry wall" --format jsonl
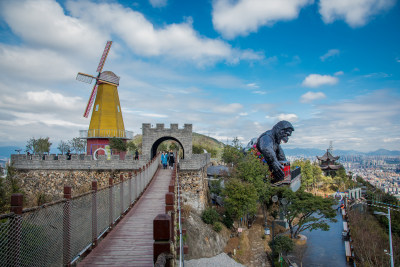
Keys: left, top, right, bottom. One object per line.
{"left": 16, "top": 169, "right": 134, "bottom": 207}
{"left": 179, "top": 167, "right": 209, "bottom": 212}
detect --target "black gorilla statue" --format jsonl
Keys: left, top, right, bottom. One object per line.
{"left": 256, "top": 120, "right": 294, "bottom": 182}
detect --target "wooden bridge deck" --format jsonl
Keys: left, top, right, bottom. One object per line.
{"left": 78, "top": 168, "right": 172, "bottom": 267}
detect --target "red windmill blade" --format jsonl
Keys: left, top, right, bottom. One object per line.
{"left": 76, "top": 41, "right": 119, "bottom": 118}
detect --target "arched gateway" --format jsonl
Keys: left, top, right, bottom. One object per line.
{"left": 141, "top": 123, "right": 193, "bottom": 160}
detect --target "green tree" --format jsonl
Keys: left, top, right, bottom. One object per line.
{"left": 269, "top": 235, "right": 294, "bottom": 256}
{"left": 221, "top": 137, "right": 243, "bottom": 165}
{"left": 273, "top": 187, "right": 337, "bottom": 238}
{"left": 223, "top": 178, "right": 258, "bottom": 220}
{"left": 57, "top": 140, "right": 70, "bottom": 154}
{"left": 234, "top": 153, "right": 271, "bottom": 205}
{"left": 26, "top": 137, "right": 52, "bottom": 155}
{"left": 109, "top": 137, "right": 127, "bottom": 152}
{"left": 157, "top": 142, "right": 168, "bottom": 153}
{"left": 201, "top": 208, "right": 220, "bottom": 224}
{"left": 126, "top": 141, "right": 138, "bottom": 154}
{"left": 192, "top": 144, "right": 204, "bottom": 154}
{"left": 69, "top": 137, "right": 86, "bottom": 154}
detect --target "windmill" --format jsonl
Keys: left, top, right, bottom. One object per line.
{"left": 77, "top": 41, "right": 132, "bottom": 156}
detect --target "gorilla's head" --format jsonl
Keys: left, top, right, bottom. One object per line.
{"left": 272, "top": 120, "right": 294, "bottom": 144}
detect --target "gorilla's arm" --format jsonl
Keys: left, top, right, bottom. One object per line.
{"left": 276, "top": 145, "right": 287, "bottom": 161}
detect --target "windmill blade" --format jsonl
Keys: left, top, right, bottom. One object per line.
{"left": 96, "top": 41, "right": 112, "bottom": 73}
{"left": 76, "top": 72, "right": 96, "bottom": 84}
{"left": 83, "top": 83, "right": 98, "bottom": 118}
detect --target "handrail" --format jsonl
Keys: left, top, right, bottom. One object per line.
{"left": 79, "top": 129, "right": 133, "bottom": 139}
{"left": 178, "top": 168, "right": 184, "bottom": 267}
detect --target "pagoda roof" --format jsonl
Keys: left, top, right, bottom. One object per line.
{"left": 317, "top": 149, "right": 340, "bottom": 161}
{"left": 320, "top": 165, "right": 341, "bottom": 170}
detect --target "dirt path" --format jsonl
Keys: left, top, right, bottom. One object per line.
{"left": 224, "top": 209, "right": 272, "bottom": 267}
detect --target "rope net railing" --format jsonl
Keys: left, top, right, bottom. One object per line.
{"left": 0, "top": 154, "right": 160, "bottom": 266}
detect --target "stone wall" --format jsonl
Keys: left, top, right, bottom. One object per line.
{"left": 179, "top": 167, "right": 209, "bottom": 212}
{"left": 141, "top": 123, "right": 193, "bottom": 160}
{"left": 16, "top": 169, "right": 134, "bottom": 206}
{"left": 179, "top": 154, "right": 211, "bottom": 171}
{"left": 11, "top": 154, "right": 147, "bottom": 170}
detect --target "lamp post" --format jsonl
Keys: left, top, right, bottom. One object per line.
{"left": 374, "top": 207, "right": 394, "bottom": 267}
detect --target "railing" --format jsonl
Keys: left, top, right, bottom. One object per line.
{"left": 177, "top": 168, "right": 184, "bottom": 266}
{"left": 0, "top": 155, "right": 160, "bottom": 267}
{"left": 79, "top": 129, "right": 134, "bottom": 139}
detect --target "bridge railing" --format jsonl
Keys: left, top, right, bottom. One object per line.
{"left": 0, "top": 154, "right": 160, "bottom": 267}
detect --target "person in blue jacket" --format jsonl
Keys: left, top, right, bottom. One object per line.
{"left": 161, "top": 151, "right": 168, "bottom": 169}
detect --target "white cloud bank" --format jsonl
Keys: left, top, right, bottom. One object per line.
{"left": 149, "top": 0, "right": 168, "bottom": 8}
{"left": 212, "top": 0, "right": 313, "bottom": 39}
{"left": 302, "top": 74, "right": 338, "bottom": 88}
{"left": 300, "top": 91, "right": 326, "bottom": 103}
{"left": 320, "top": 49, "right": 340, "bottom": 61}
{"left": 319, "top": 0, "right": 396, "bottom": 27}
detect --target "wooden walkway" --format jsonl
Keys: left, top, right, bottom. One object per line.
{"left": 78, "top": 168, "right": 172, "bottom": 267}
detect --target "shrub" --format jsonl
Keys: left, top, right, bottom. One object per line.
{"left": 213, "top": 222, "right": 223, "bottom": 232}
{"left": 222, "top": 210, "right": 234, "bottom": 229}
{"left": 201, "top": 208, "right": 219, "bottom": 224}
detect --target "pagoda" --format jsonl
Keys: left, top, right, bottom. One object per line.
{"left": 317, "top": 149, "right": 341, "bottom": 176}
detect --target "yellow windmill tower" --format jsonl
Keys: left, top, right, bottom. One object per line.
{"left": 77, "top": 41, "right": 132, "bottom": 156}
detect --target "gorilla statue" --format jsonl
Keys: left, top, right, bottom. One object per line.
{"left": 256, "top": 120, "right": 294, "bottom": 182}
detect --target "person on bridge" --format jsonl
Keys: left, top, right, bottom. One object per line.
{"left": 168, "top": 150, "right": 175, "bottom": 169}
{"left": 161, "top": 151, "right": 168, "bottom": 169}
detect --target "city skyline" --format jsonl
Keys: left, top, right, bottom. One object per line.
{"left": 0, "top": 0, "right": 399, "bottom": 152}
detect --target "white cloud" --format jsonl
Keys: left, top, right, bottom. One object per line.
{"left": 247, "top": 83, "right": 260, "bottom": 88}
{"left": 213, "top": 103, "right": 243, "bottom": 114}
{"left": 252, "top": 91, "right": 267, "bottom": 95}
{"left": 277, "top": 113, "right": 298, "bottom": 122}
{"left": 0, "top": 44, "right": 78, "bottom": 83}
{"left": 320, "top": 49, "right": 340, "bottom": 61}
{"left": 319, "top": 0, "right": 396, "bottom": 27}
{"left": 212, "top": 0, "right": 314, "bottom": 39}
{"left": 302, "top": 74, "right": 338, "bottom": 87}
{"left": 291, "top": 90, "right": 400, "bottom": 151}
{"left": 0, "top": 0, "right": 106, "bottom": 58}
{"left": 66, "top": 1, "right": 263, "bottom": 65}
{"left": 149, "top": 0, "right": 168, "bottom": 8}
{"left": 300, "top": 91, "right": 326, "bottom": 103}
{"left": 334, "top": 71, "right": 344, "bottom": 76}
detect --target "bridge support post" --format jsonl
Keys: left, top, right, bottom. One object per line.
{"left": 153, "top": 214, "right": 172, "bottom": 264}
{"left": 109, "top": 178, "right": 114, "bottom": 230}
{"left": 9, "top": 193, "right": 23, "bottom": 267}
{"left": 63, "top": 185, "right": 72, "bottom": 266}
{"left": 128, "top": 172, "right": 132, "bottom": 206}
{"left": 92, "top": 181, "right": 98, "bottom": 247}
{"left": 120, "top": 174, "right": 124, "bottom": 214}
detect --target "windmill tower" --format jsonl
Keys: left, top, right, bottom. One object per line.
{"left": 77, "top": 41, "right": 132, "bottom": 156}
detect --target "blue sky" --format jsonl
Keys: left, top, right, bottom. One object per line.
{"left": 0, "top": 0, "right": 399, "bottom": 152}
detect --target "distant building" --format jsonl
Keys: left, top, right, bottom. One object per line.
{"left": 317, "top": 149, "right": 342, "bottom": 176}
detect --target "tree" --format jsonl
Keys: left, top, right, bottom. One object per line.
{"left": 221, "top": 137, "right": 243, "bottom": 165}
{"left": 269, "top": 235, "right": 294, "bottom": 256}
{"left": 69, "top": 137, "right": 86, "bottom": 154}
{"left": 223, "top": 178, "right": 258, "bottom": 220}
{"left": 26, "top": 137, "right": 52, "bottom": 155}
{"left": 57, "top": 140, "right": 70, "bottom": 154}
{"left": 192, "top": 144, "right": 204, "bottom": 154}
{"left": 272, "top": 187, "right": 337, "bottom": 238}
{"left": 109, "top": 137, "right": 127, "bottom": 152}
{"left": 234, "top": 153, "right": 271, "bottom": 208}
{"left": 126, "top": 141, "right": 137, "bottom": 154}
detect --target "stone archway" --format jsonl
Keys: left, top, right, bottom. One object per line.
{"left": 141, "top": 123, "right": 192, "bottom": 160}
{"left": 151, "top": 136, "right": 184, "bottom": 159}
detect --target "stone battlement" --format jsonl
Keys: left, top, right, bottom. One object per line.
{"left": 11, "top": 154, "right": 147, "bottom": 171}
{"left": 142, "top": 123, "right": 192, "bottom": 132}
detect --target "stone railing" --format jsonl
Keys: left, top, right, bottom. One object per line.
{"left": 179, "top": 153, "right": 211, "bottom": 170}
{"left": 11, "top": 154, "right": 146, "bottom": 170}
